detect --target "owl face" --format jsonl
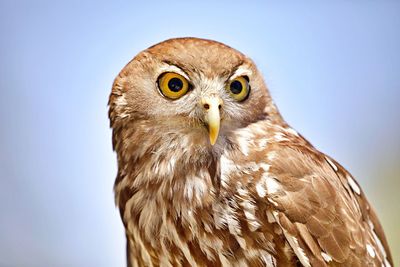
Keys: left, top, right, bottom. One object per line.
{"left": 111, "top": 38, "right": 270, "bottom": 147}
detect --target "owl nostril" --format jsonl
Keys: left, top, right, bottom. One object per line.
{"left": 203, "top": 103, "right": 210, "bottom": 110}
{"left": 218, "top": 104, "right": 222, "bottom": 110}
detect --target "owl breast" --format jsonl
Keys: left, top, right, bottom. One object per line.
{"left": 115, "top": 120, "right": 296, "bottom": 267}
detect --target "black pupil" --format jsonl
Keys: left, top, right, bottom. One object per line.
{"left": 230, "top": 80, "right": 243, "bottom": 94}
{"left": 168, "top": 78, "right": 183, "bottom": 92}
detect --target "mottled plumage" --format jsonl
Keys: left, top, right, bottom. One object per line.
{"left": 108, "top": 37, "right": 392, "bottom": 266}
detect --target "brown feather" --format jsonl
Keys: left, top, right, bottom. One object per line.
{"left": 108, "top": 37, "right": 392, "bottom": 267}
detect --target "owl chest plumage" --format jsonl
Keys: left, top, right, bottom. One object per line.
{"left": 114, "top": 118, "right": 391, "bottom": 267}
{"left": 122, "top": 186, "right": 284, "bottom": 267}
{"left": 114, "top": 121, "right": 298, "bottom": 267}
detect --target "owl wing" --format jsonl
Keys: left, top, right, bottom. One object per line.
{"left": 257, "top": 142, "right": 393, "bottom": 266}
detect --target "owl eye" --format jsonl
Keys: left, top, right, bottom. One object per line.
{"left": 227, "top": 76, "right": 250, "bottom": 101}
{"left": 158, "top": 72, "right": 189, "bottom": 99}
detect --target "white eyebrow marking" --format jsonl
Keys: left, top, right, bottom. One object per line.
{"left": 230, "top": 65, "right": 253, "bottom": 80}
{"left": 158, "top": 64, "right": 190, "bottom": 81}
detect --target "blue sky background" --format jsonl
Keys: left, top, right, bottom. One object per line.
{"left": 0, "top": 1, "right": 399, "bottom": 266}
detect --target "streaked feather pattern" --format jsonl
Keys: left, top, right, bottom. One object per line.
{"left": 109, "top": 37, "right": 392, "bottom": 266}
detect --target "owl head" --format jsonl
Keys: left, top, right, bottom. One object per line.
{"left": 109, "top": 38, "right": 280, "bottom": 155}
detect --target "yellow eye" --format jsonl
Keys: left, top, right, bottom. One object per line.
{"left": 227, "top": 76, "right": 250, "bottom": 101}
{"left": 158, "top": 72, "right": 189, "bottom": 99}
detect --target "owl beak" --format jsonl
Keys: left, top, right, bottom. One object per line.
{"left": 201, "top": 96, "right": 223, "bottom": 146}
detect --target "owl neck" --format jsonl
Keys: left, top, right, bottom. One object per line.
{"left": 113, "top": 118, "right": 222, "bottom": 214}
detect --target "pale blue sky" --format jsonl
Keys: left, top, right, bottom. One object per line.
{"left": 0, "top": 1, "right": 399, "bottom": 266}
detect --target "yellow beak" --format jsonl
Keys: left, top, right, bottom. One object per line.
{"left": 202, "top": 96, "right": 223, "bottom": 146}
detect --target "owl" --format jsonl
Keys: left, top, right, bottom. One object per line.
{"left": 108, "top": 37, "right": 392, "bottom": 267}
